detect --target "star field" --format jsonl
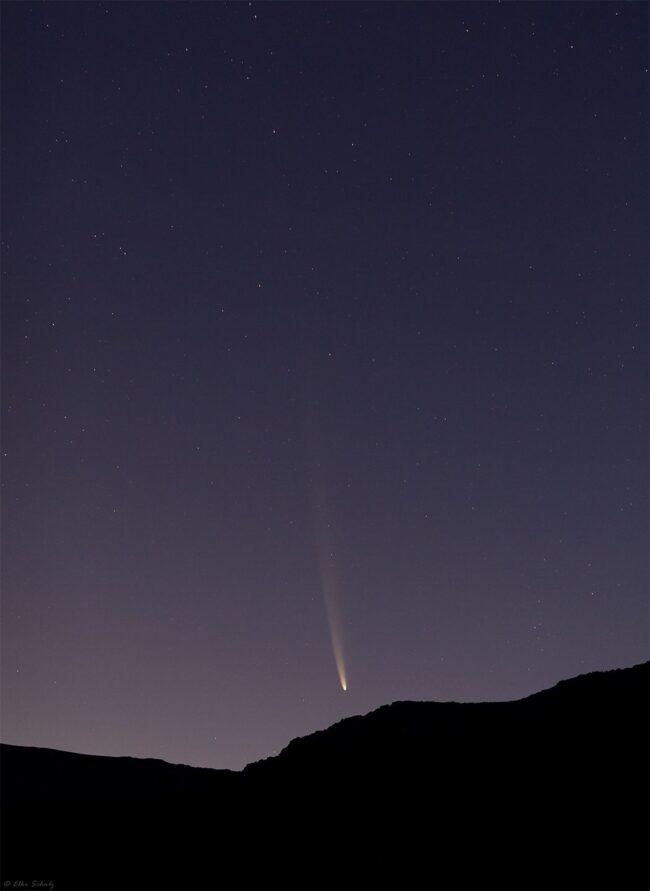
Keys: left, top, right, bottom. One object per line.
{"left": 1, "top": 1, "right": 648, "bottom": 769}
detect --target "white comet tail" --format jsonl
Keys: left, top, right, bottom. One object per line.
{"left": 306, "top": 441, "right": 349, "bottom": 693}
{"left": 316, "top": 541, "right": 348, "bottom": 693}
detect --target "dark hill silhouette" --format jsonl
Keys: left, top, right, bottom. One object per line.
{"left": 2, "top": 662, "right": 648, "bottom": 890}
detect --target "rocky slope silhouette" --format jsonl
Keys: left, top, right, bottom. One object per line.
{"left": 2, "top": 662, "right": 648, "bottom": 890}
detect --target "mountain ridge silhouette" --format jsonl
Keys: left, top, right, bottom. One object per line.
{"left": 2, "top": 661, "right": 648, "bottom": 890}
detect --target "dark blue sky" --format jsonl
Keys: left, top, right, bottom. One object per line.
{"left": 2, "top": 1, "right": 648, "bottom": 770}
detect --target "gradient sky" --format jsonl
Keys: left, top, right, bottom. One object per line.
{"left": 2, "top": 1, "right": 648, "bottom": 771}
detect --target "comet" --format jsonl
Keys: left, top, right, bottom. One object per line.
{"left": 307, "top": 466, "right": 348, "bottom": 692}
{"left": 316, "top": 535, "right": 348, "bottom": 693}
{"left": 301, "top": 371, "right": 349, "bottom": 693}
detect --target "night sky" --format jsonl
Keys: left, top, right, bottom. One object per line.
{"left": 2, "top": 2, "right": 648, "bottom": 771}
